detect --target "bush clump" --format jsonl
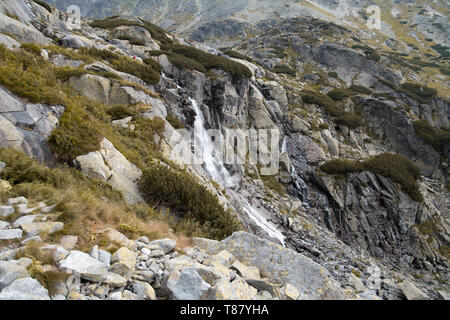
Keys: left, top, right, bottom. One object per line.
{"left": 413, "top": 120, "right": 450, "bottom": 157}
{"left": 139, "top": 165, "right": 241, "bottom": 240}
{"left": 160, "top": 44, "right": 252, "bottom": 81}
{"left": 273, "top": 65, "right": 297, "bottom": 76}
{"left": 48, "top": 106, "right": 103, "bottom": 163}
{"left": 107, "top": 105, "right": 135, "bottom": 120}
{"left": 335, "top": 114, "right": 365, "bottom": 128}
{"left": 301, "top": 90, "right": 342, "bottom": 117}
{"left": 399, "top": 83, "right": 437, "bottom": 103}
{"left": 79, "top": 47, "right": 161, "bottom": 84}
{"left": 320, "top": 153, "right": 423, "bottom": 201}
{"left": 349, "top": 85, "right": 372, "bottom": 95}
{"left": 220, "top": 49, "right": 255, "bottom": 63}
{"left": 327, "top": 88, "right": 355, "bottom": 101}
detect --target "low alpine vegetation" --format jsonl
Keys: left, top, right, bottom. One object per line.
{"left": 320, "top": 153, "right": 423, "bottom": 201}
{"left": 139, "top": 165, "right": 242, "bottom": 240}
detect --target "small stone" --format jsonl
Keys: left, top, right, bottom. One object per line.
{"left": 21, "top": 222, "right": 64, "bottom": 237}
{"left": 60, "top": 235, "right": 78, "bottom": 250}
{"left": 284, "top": 283, "right": 300, "bottom": 300}
{"left": 129, "top": 280, "right": 156, "bottom": 300}
{"left": 13, "top": 214, "right": 40, "bottom": 228}
{"left": 0, "top": 206, "right": 15, "bottom": 218}
{"left": 21, "top": 236, "right": 43, "bottom": 245}
{"left": 7, "top": 197, "right": 28, "bottom": 205}
{"left": 89, "top": 245, "right": 99, "bottom": 260}
{"left": 137, "top": 236, "right": 150, "bottom": 244}
{"left": 149, "top": 239, "right": 176, "bottom": 254}
{"left": 98, "top": 249, "right": 111, "bottom": 268}
{"left": 150, "top": 249, "right": 165, "bottom": 258}
{"left": 0, "top": 162, "right": 5, "bottom": 173}
{"left": 0, "top": 221, "right": 10, "bottom": 230}
{"left": 212, "top": 250, "right": 235, "bottom": 267}
{"left": 67, "top": 291, "right": 88, "bottom": 300}
{"left": 122, "top": 290, "right": 139, "bottom": 300}
{"left": 52, "top": 246, "right": 70, "bottom": 263}
{"left": 399, "top": 280, "right": 430, "bottom": 300}
{"left": 230, "top": 260, "right": 260, "bottom": 280}
{"left": 107, "top": 291, "right": 122, "bottom": 300}
{"left": 348, "top": 273, "right": 366, "bottom": 293}
{"left": 110, "top": 247, "right": 136, "bottom": 277}
{"left": 141, "top": 247, "right": 151, "bottom": 256}
{"left": 0, "top": 229, "right": 22, "bottom": 240}
{"left": 104, "top": 272, "right": 127, "bottom": 287}
{"left": 100, "top": 228, "right": 134, "bottom": 248}
{"left": 15, "top": 204, "right": 34, "bottom": 215}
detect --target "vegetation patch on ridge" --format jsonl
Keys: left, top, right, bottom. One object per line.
{"left": 320, "top": 153, "right": 423, "bottom": 201}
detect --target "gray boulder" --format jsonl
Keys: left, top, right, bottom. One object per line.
{"left": 0, "top": 277, "right": 50, "bottom": 300}
{"left": 59, "top": 250, "right": 108, "bottom": 282}
{"left": 0, "top": 229, "right": 22, "bottom": 240}
{"left": 149, "top": 239, "right": 177, "bottom": 254}
{"left": 217, "top": 232, "right": 344, "bottom": 299}
{"left": 166, "top": 268, "right": 211, "bottom": 300}
{"left": 0, "top": 259, "right": 31, "bottom": 290}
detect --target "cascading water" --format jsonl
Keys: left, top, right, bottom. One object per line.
{"left": 189, "top": 97, "right": 285, "bottom": 246}
{"left": 190, "top": 97, "right": 237, "bottom": 189}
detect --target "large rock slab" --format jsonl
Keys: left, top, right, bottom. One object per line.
{"left": 0, "top": 229, "right": 22, "bottom": 240}
{"left": 166, "top": 268, "right": 211, "bottom": 300}
{"left": 0, "top": 277, "right": 50, "bottom": 300}
{"left": 59, "top": 250, "right": 108, "bottom": 282}
{"left": 217, "top": 232, "right": 344, "bottom": 299}
{"left": 75, "top": 138, "right": 143, "bottom": 203}
{"left": 0, "top": 259, "right": 31, "bottom": 290}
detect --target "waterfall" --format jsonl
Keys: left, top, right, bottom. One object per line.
{"left": 190, "top": 97, "right": 237, "bottom": 189}
{"left": 189, "top": 97, "right": 285, "bottom": 246}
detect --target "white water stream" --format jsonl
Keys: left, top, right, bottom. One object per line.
{"left": 189, "top": 97, "right": 285, "bottom": 246}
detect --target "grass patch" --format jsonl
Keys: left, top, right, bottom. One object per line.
{"left": 139, "top": 164, "right": 241, "bottom": 240}
{"left": 220, "top": 49, "right": 255, "bottom": 63}
{"left": 79, "top": 47, "right": 161, "bottom": 85}
{"left": 327, "top": 88, "right": 355, "bottom": 101}
{"left": 320, "top": 153, "right": 423, "bottom": 201}
{"left": 273, "top": 65, "right": 297, "bottom": 77}
{"left": 335, "top": 114, "right": 365, "bottom": 129}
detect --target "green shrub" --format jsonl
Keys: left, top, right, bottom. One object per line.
{"left": 165, "top": 53, "right": 206, "bottom": 73}
{"left": 352, "top": 45, "right": 381, "bottom": 62}
{"left": 107, "top": 105, "right": 135, "bottom": 120}
{"left": 327, "top": 88, "right": 354, "bottom": 101}
{"left": 139, "top": 165, "right": 241, "bottom": 240}
{"left": 79, "top": 47, "right": 161, "bottom": 84}
{"left": 20, "top": 43, "right": 41, "bottom": 56}
{"left": 166, "top": 113, "right": 185, "bottom": 129}
{"left": 413, "top": 120, "right": 450, "bottom": 157}
{"left": 399, "top": 83, "right": 437, "bottom": 103}
{"left": 221, "top": 49, "right": 254, "bottom": 63}
{"left": 320, "top": 153, "right": 423, "bottom": 201}
{"left": 48, "top": 106, "right": 103, "bottom": 163}
{"left": 160, "top": 44, "right": 252, "bottom": 80}
{"left": 301, "top": 90, "right": 342, "bottom": 117}
{"left": 273, "top": 65, "right": 297, "bottom": 76}
{"left": 335, "top": 114, "right": 365, "bottom": 128}
{"left": 328, "top": 72, "right": 338, "bottom": 78}
{"left": 349, "top": 85, "right": 372, "bottom": 95}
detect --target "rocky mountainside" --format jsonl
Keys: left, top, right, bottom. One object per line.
{"left": 0, "top": 0, "right": 449, "bottom": 300}
{"left": 44, "top": 0, "right": 449, "bottom": 46}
